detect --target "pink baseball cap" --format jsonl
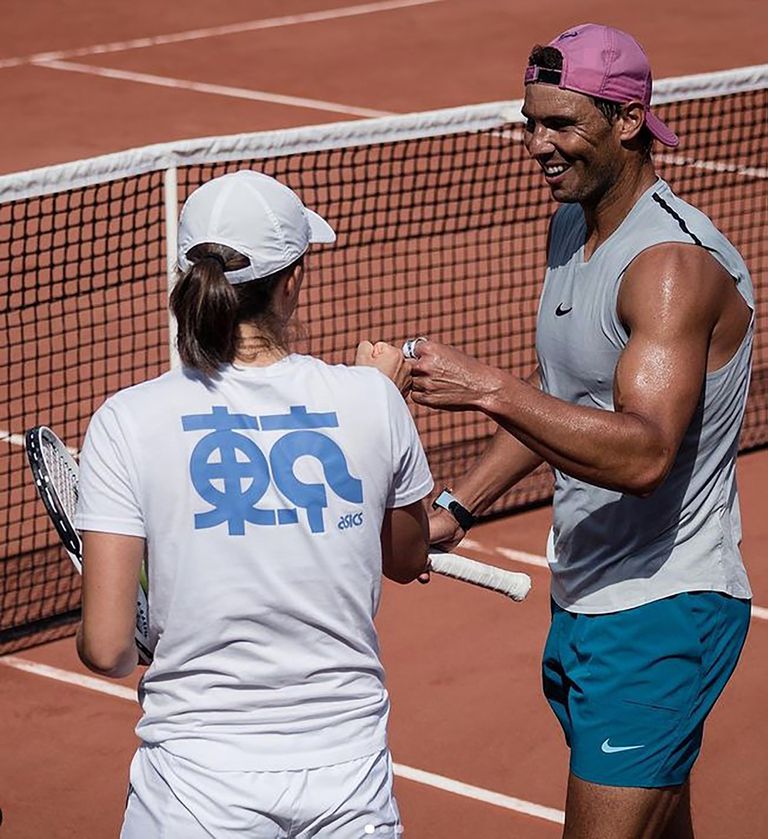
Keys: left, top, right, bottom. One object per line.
{"left": 524, "top": 23, "right": 679, "bottom": 148}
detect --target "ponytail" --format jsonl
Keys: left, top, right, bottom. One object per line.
{"left": 170, "top": 243, "right": 299, "bottom": 376}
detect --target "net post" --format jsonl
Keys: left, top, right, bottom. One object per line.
{"left": 164, "top": 165, "right": 180, "bottom": 368}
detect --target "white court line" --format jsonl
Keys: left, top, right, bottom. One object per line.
{"left": 393, "top": 763, "right": 564, "bottom": 825}
{"left": 0, "top": 0, "right": 444, "bottom": 69}
{"left": 1, "top": 427, "right": 79, "bottom": 457}
{"left": 495, "top": 546, "right": 550, "bottom": 569}
{"left": 1, "top": 656, "right": 136, "bottom": 701}
{"left": 0, "top": 429, "right": 26, "bottom": 448}
{"left": 460, "top": 537, "right": 768, "bottom": 621}
{"left": 0, "top": 653, "right": 565, "bottom": 826}
{"left": 32, "top": 60, "right": 394, "bottom": 119}
{"left": 461, "top": 537, "right": 549, "bottom": 569}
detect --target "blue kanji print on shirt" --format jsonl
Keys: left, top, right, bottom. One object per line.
{"left": 182, "top": 405, "right": 363, "bottom": 536}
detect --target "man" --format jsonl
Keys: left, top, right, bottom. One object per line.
{"left": 408, "top": 24, "right": 753, "bottom": 839}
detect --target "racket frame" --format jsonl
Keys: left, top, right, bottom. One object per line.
{"left": 25, "top": 426, "right": 83, "bottom": 570}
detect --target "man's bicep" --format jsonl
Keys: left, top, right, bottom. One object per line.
{"left": 614, "top": 328, "right": 708, "bottom": 437}
{"left": 615, "top": 248, "right": 719, "bottom": 449}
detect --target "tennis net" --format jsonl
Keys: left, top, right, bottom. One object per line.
{"left": 1, "top": 64, "right": 766, "bottom": 651}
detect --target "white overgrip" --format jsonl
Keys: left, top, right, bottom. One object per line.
{"left": 428, "top": 552, "right": 531, "bottom": 601}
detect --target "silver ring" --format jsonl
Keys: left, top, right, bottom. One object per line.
{"left": 401, "top": 336, "right": 428, "bottom": 359}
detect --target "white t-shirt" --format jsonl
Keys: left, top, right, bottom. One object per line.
{"left": 75, "top": 355, "right": 432, "bottom": 770}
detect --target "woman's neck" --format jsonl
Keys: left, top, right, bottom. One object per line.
{"left": 234, "top": 326, "right": 288, "bottom": 367}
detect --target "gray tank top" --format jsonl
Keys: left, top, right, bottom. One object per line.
{"left": 537, "top": 178, "right": 753, "bottom": 613}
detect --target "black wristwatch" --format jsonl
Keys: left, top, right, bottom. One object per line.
{"left": 432, "top": 489, "right": 476, "bottom": 532}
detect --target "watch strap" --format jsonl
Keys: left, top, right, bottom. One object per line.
{"left": 432, "top": 489, "right": 476, "bottom": 531}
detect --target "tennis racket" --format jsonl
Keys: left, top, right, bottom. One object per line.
{"left": 25, "top": 426, "right": 153, "bottom": 664}
{"left": 428, "top": 550, "right": 531, "bottom": 601}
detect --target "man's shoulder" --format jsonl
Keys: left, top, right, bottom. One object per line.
{"left": 625, "top": 239, "right": 730, "bottom": 285}
{"left": 637, "top": 180, "right": 751, "bottom": 283}
{"left": 636, "top": 179, "right": 724, "bottom": 244}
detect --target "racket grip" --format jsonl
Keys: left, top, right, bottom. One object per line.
{"left": 428, "top": 551, "right": 531, "bottom": 601}
{"left": 134, "top": 585, "right": 153, "bottom": 665}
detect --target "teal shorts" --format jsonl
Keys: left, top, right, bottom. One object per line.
{"left": 542, "top": 592, "right": 750, "bottom": 788}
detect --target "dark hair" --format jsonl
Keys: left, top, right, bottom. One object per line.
{"left": 527, "top": 45, "right": 654, "bottom": 157}
{"left": 169, "top": 242, "right": 301, "bottom": 376}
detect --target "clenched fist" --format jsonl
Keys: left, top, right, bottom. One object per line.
{"left": 409, "top": 340, "right": 501, "bottom": 411}
{"left": 355, "top": 340, "right": 413, "bottom": 396}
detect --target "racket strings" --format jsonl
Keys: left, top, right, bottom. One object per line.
{"left": 42, "top": 441, "right": 79, "bottom": 520}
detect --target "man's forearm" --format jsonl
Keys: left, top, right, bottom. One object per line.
{"left": 477, "top": 372, "right": 669, "bottom": 495}
{"left": 448, "top": 367, "right": 545, "bottom": 515}
{"left": 449, "top": 426, "right": 544, "bottom": 516}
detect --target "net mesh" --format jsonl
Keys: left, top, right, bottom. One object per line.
{"left": 1, "top": 68, "right": 766, "bottom": 651}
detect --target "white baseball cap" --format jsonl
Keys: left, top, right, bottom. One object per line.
{"left": 177, "top": 170, "right": 336, "bottom": 284}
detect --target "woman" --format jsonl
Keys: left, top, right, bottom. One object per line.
{"left": 74, "top": 170, "right": 432, "bottom": 838}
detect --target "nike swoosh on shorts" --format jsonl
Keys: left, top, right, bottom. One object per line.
{"left": 601, "top": 739, "right": 646, "bottom": 754}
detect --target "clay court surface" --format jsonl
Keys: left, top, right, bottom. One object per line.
{"left": 1, "top": 1, "right": 767, "bottom": 836}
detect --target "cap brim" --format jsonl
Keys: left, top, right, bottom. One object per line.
{"left": 645, "top": 110, "right": 679, "bottom": 148}
{"left": 306, "top": 209, "right": 336, "bottom": 243}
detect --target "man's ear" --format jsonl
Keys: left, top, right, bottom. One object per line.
{"left": 618, "top": 101, "right": 646, "bottom": 143}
